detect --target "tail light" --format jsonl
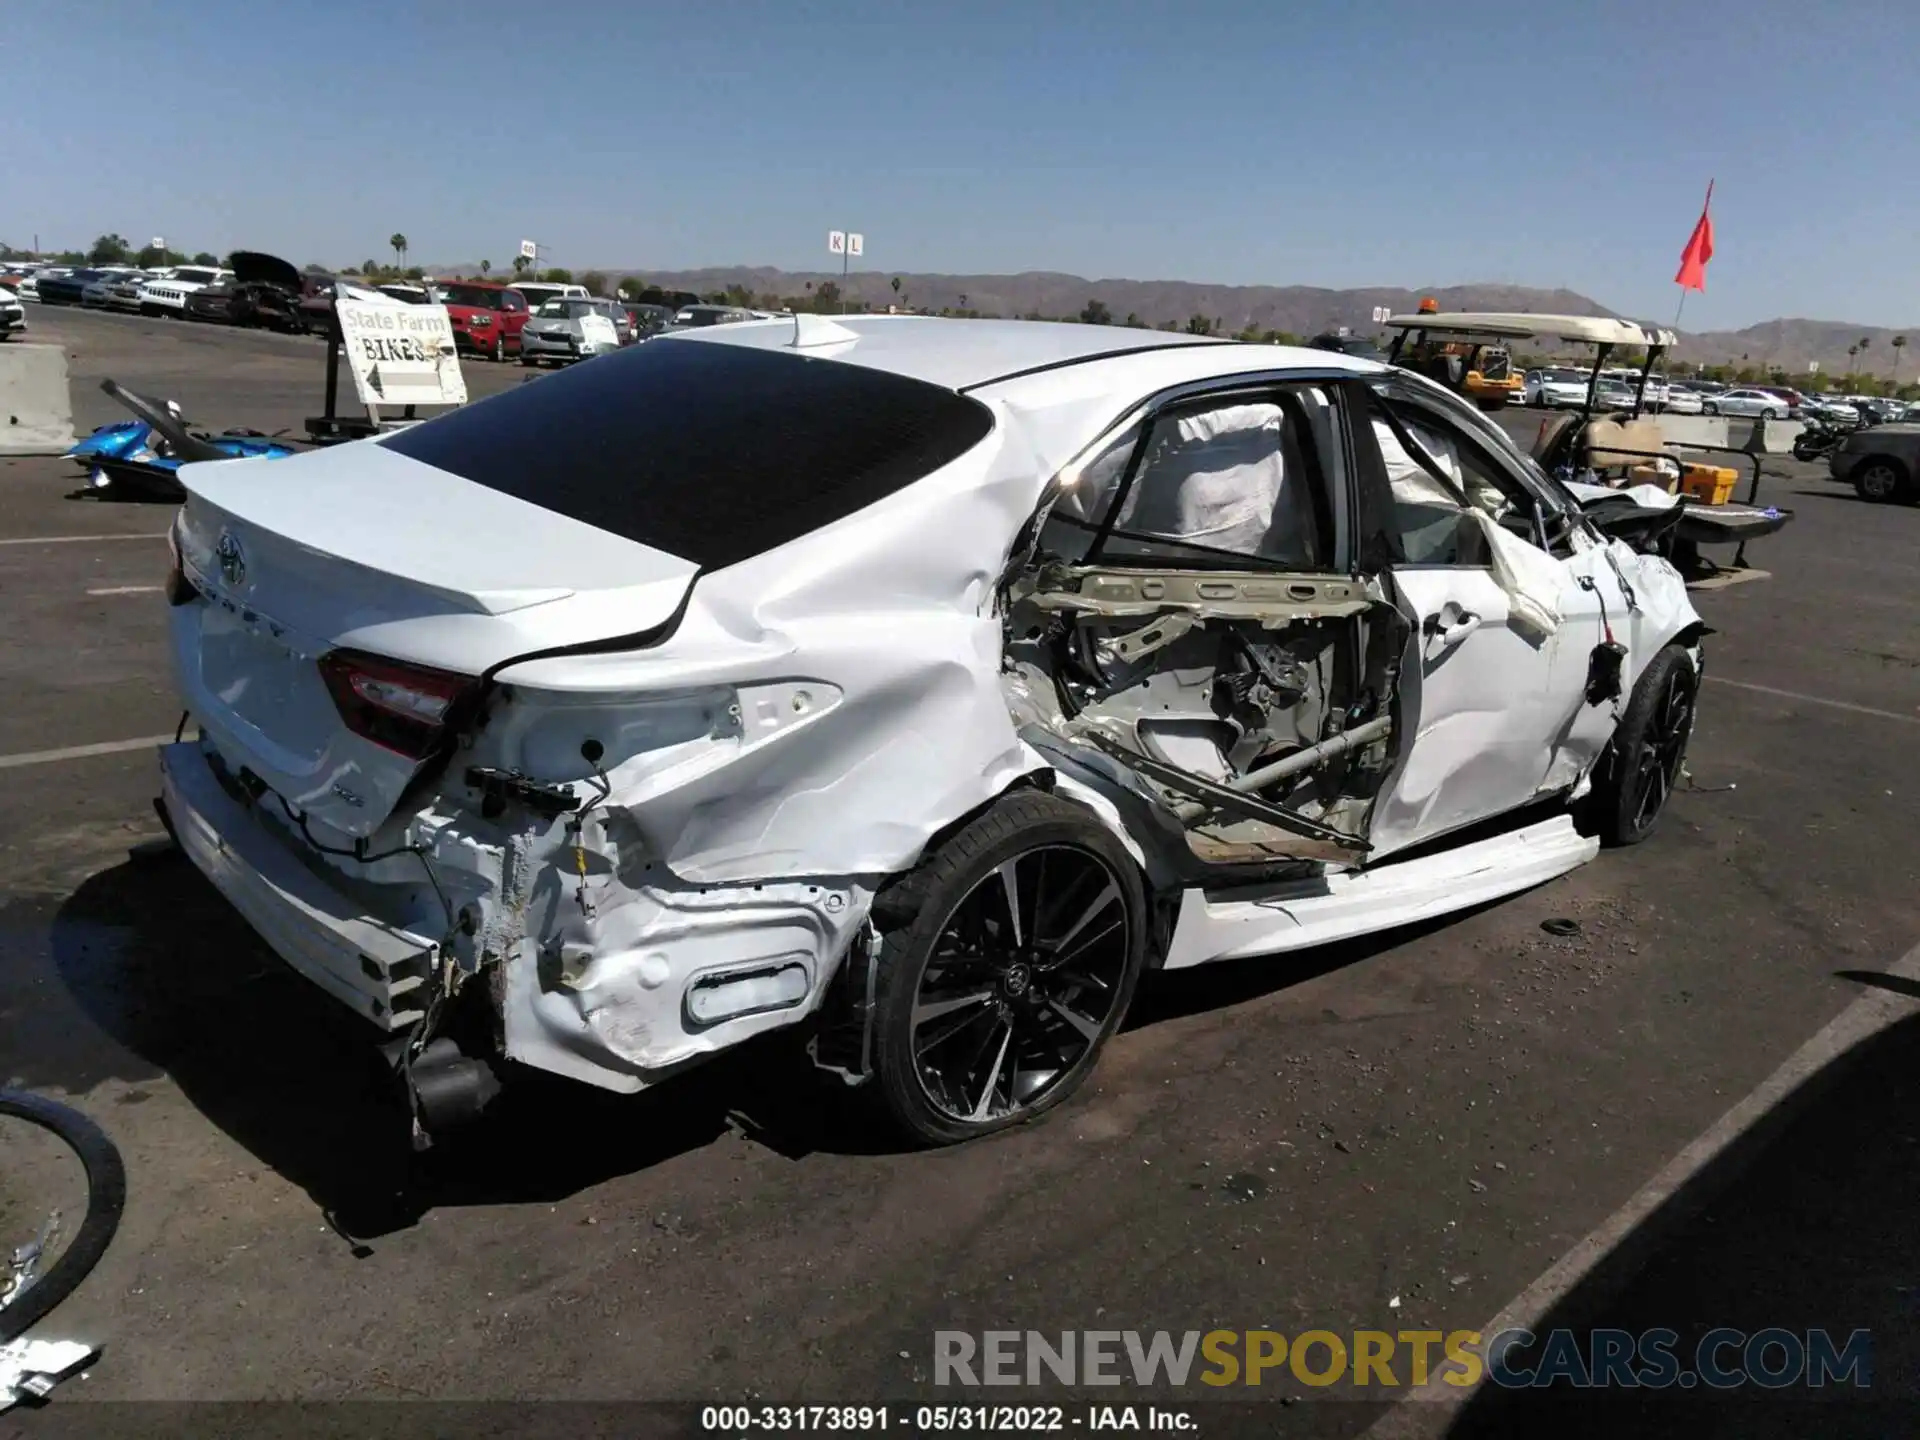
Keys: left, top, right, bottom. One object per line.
{"left": 319, "top": 649, "right": 478, "bottom": 760}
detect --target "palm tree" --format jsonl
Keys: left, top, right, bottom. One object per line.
{"left": 389, "top": 232, "right": 408, "bottom": 269}
{"left": 479, "top": 259, "right": 491, "bottom": 276}
{"left": 1857, "top": 336, "right": 1871, "bottom": 376}
{"left": 1847, "top": 343, "right": 1860, "bottom": 376}
{"left": 1892, "top": 334, "right": 1906, "bottom": 382}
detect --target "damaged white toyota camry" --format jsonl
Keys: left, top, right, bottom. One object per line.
{"left": 156, "top": 316, "right": 1705, "bottom": 1145}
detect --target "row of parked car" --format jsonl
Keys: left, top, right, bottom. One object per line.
{"left": 1516, "top": 367, "right": 1909, "bottom": 423}
{"left": 0, "top": 254, "right": 772, "bottom": 366}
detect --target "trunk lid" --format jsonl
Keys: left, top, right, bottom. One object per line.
{"left": 171, "top": 438, "right": 699, "bottom": 837}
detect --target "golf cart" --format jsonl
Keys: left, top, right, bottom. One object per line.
{"left": 1384, "top": 303, "right": 1526, "bottom": 409}
{"left": 1386, "top": 311, "right": 1792, "bottom": 575}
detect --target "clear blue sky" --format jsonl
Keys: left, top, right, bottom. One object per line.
{"left": 9, "top": 0, "right": 1915, "bottom": 329}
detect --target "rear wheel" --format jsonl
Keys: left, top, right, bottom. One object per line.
{"left": 870, "top": 790, "right": 1147, "bottom": 1147}
{"left": 1589, "top": 644, "right": 1699, "bottom": 846}
{"left": 1702, "top": 402, "right": 1718, "bottom": 415}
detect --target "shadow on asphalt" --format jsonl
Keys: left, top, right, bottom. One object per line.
{"left": 39, "top": 851, "right": 1460, "bottom": 1242}
{"left": 1444, "top": 1002, "right": 1920, "bottom": 1439}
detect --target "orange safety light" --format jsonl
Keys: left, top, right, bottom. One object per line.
{"left": 1418, "top": 296, "right": 1439, "bottom": 314}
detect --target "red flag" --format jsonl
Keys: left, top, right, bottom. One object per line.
{"left": 1675, "top": 181, "right": 1715, "bottom": 292}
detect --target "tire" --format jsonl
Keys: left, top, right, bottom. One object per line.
{"left": 1853, "top": 458, "right": 1912, "bottom": 504}
{"left": 1762, "top": 408, "right": 1780, "bottom": 421}
{"left": 1588, "top": 643, "right": 1699, "bottom": 847}
{"left": 1702, "top": 402, "right": 1718, "bottom": 415}
{"left": 0, "top": 1090, "right": 126, "bottom": 1343}
{"left": 490, "top": 333, "right": 504, "bottom": 362}
{"left": 869, "top": 789, "right": 1148, "bottom": 1147}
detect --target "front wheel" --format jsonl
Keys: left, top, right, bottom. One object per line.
{"left": 869, "top": 790, "right": 1147, "bottom": 1147}
{"left": 1588, "top": 644, "right": 1699, "bottom": 846}
{"left": 490, "top": 334, "right": 504, "bottom": 362}
{"left": 1702, "top": 402, "right": 1718, "bottom": 415}
{"left": 1854, "top": 459, "right": 1912, "bottom": 504}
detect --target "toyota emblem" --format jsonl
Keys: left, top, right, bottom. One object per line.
{"left": 214, "top": 530, "right": 246, "bottom": 587}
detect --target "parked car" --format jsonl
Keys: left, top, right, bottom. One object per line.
{"left": 82, "top": 269, "right": 140, "bottom": 307}
{"left": 1801, "top": 394, "right": 1859, "bottom": 424}
{"left": 297, "top": 278, "right": 342, "bottom": 336}
{"left": 376, "top": 283, "right": 431, "bottom": 305}
{"left": 1592, "top": 378, "right": 1642, "bottom": 412}
{"left": 1523, "top": 367, "right": 1592, "bottom": 409}
{"left": 104, "top": 272, "right": 151, "bottom": 313}
{"left": 15, "top": 272, "right": 49, "bottom": 301}
{"left": 507, "top": 281, "right": 590, "bottom": 310}
{"left": 0, "top": 286, "right": 24, "bottom": 339}
{"left": 1308, "top": 331, "right": 1387, "bottom": 363}
{"left": 1828, "top": 421, "right": 1920, "bottom": 503}
{"left": 37, "top": 268, "right": 107, "bottom": 306}
{"left": 518, "top": 296, "right": 630, "bottom": 365}
{"left": 1750, "top": 385, "right": 1808, "bottom": 417}
{"left": 1702, "top": 388, "right": 1786, "bottom": 419}
{"left": 224, "top": 251, "right": 310, "bottom": 333}
{"left": 1660, "top": 383, "right": 1705, "bottom": 415}
{"left": 154, "top": 317, "right": 1707, "bottom": 1145}
{"left": 668, "top": 303, "right": 757, "bottom": 329}
{"left": 184, "top": 279, "right": 237, "bottom": 324}
{"left": 139, "top": 266, "right": 233, "bottom": 318}
{"left": 620, "top": 301, "right": 676, "bottom": 340}
{"left": 435, "top": 280, "right": 531, "bottom": 361}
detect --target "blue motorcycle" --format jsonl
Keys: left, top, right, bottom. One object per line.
{"left": 68, "top": 379, "right": 299, "bottom": 500}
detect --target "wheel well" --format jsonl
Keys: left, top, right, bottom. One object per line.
{"left": 888, "top": 769, "right": 1059, "bottom": 886}
{"left": 1671, "top": 620, "right": 1714, "bottom": 651}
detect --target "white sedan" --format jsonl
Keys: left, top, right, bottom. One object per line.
{"left": 1524, "top": 367, "right": 1592, "bottom": 408}
{"left": 1704, "top": 388, "right": 1787, "bottom": 419}
{"left": 155, "top": 317, "right": 1705, "bottom": 1145}
{"left": 1661, "top": 385, "right": 1705, "bottom": 415}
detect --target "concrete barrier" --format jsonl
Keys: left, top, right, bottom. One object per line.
{"left": 1655, "top": 415, "right": 1730, "bottom": 450}
{"left": 0, "top": 343, "right": 76, "bottom": 455}
{"left": 1725, "top": 416, "right": 1804, "bottom": 454}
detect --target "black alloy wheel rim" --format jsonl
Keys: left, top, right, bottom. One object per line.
{"left": 1860, "top": 465, "right": 1898, "bottom": 500}
{"left": 911, "top": 844, "right": 1131, "bottom": 1124}
{"left": 1631, "top": 665, "right": 1696, "bottom": 830}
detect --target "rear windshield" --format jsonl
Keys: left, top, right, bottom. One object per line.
{"left": 436, "top": 284, "right": 499, "bottom": 308}
{"left": 381, "top": 338, "right": 995, "bottom": 569}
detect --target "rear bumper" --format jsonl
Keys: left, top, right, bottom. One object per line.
{"left": 159, "top": 740, "right": 436, "bottom": 1030}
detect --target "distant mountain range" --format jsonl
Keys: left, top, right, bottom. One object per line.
{"left": 442, "top": 262, "right": 1914, "bottom": 376}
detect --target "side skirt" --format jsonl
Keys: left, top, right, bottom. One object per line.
{"left": 1161, "top": 813, "right": 1597, "bottom": 968}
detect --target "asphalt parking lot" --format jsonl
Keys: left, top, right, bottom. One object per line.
{"left": 3, "top": 305, "right": 1918, "bottom": 1437}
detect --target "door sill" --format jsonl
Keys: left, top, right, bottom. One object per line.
{"left": 1162, "top": 814, "right": 1597, "bottom": 968}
